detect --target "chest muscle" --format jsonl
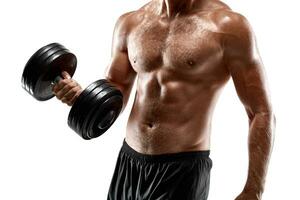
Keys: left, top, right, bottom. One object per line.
{"left": 127, "top": 17, "right": 224, "bottom": 75}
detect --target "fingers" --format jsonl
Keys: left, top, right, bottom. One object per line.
{"left": 62, "top": 71, "right": 71, "bottom": 79}
{"left": 55, "top": 81, "right": 78, "bottom": 99}
{"left": 62, "top": 85, "right": 80, "bottom": 99}
{"left": 52, "top": 78, "right": 69, "bottom": 92}
{"left": 61, "top": 85, "right": 81, "bottom": 101}
{"left": 51, "top": 71, "right": 82, "bottom": 106}
{"left": 57, "top": 84, "right": 82, "bottom": 106}
{"left": 65, "top": 89, "right": 82, "bottom": 106}
{"left": 52, "top": 71, "right": 72, "bottom": 92}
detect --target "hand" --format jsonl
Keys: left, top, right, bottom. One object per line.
{"left": 235, "top": 190, "right": 262, "bottom": 200}
{"left": 52, "top": 71, "right": 83, "bottom": 106}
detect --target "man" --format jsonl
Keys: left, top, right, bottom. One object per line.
{"left": 53, "top": 0, "right": 276, "bottom": 199}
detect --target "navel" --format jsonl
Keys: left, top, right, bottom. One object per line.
{"left": 147, "top": 123, "right": 154, "bottom": 128}
{"left": 187, "top": 60, "right": 195, "bottom": 68}
{"left": 143, "top": 122, "right": 155, "bottom": 129}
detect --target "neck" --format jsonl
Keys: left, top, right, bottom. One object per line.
{"left": 161, "top": 0, "right": 196, "bottom": 17}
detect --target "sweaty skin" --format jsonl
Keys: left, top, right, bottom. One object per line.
{"left": 54, "top": 0, "right": 275, "bottom": 199}
{"left": 105, "top": 0, "right": 275, "bottom": 199}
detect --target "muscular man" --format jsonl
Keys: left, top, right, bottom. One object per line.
{"left": 53, "top": 0, "right": 275, "bottom": 199}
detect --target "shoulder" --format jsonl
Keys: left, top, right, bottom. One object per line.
{"left": 212, "top": 10, "right": 259, "bottom": 62}
{"left": 114, "top": 11, "right": 137, "bottom": 35}
{"left": 114, "top": 2, "right": 153, "bottom": 35}
{"left": 112, "top": 4, "right": 150, "bottom": 50}
{"left": 212, "top": 9, "right": 254, "bottom": 39}
{"left": 193, "top": 0, "right": 253, "bottom": 37}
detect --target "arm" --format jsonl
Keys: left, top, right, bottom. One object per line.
{"left": 222, "top": 13, "right": 276, "bottom": 199}
{"left": 104, "top": 12, "right": 137, "bottom": 112}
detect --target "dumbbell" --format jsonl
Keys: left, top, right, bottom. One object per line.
{"left": 21, "top": 43, "right": 123, "bottom": 140}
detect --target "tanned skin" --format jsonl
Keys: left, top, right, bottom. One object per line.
{"left": 52, "top": 0, "right": 276, "bottom": 199}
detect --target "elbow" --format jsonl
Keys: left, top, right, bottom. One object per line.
{"left": 105, "top": 77, "right": 126, "bottom": 95}
{"left": 260, "top": 111, "right": 275, "bottom": 120}
{"left": 266, "top": 111, "right": 276, "bottom": 127}
{"left": 250, "top": 111, "right": 276, "bottom": 134}
{"left": 247, "top": 107, "right": 275, "bottom": 124}
{"left": 247, "top": 105, "right": 276, "bottom": 124}
{"left": 253, "top": 111, "right": 276, "bottom": 123}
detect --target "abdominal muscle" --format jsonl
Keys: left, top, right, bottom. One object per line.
{"left": 125, "top": 72, "right": 222, "bottom": 155}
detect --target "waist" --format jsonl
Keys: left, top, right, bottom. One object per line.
{"left": 125, "top": 123, "right": 211, "bottom": 154}
{"left": 121, "top": 139, "right": 210, "bottom": 163}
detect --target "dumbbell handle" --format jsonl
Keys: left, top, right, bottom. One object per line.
{"left": 51, "top": 76, "right": 64, "bottom": 86}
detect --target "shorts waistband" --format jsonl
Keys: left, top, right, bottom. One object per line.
{"left": 121, "top": 139, "right": 210, "bottom": 162}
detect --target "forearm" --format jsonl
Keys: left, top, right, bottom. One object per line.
{"left": 244, "top": 112, "right": 276, "bottom": 195}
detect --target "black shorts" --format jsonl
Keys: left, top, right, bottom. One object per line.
{"left": 107, "top": 140, "right": 213, "bottom": 200}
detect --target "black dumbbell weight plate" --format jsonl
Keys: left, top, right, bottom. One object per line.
{"left": 34, "top": 46, "right": 76, "bottom": 100}
{"left": 67, "top": 80, "right": 109, "bottom": 137}
{"left": 68, "top": 79, "right": 109, "bottom": 129}
{"left": 79, "top": 86, "right": 117, "bottom": 138}
{"left": 22, "top": 43, "right": 61, "bottom": 96}
{"left": 22, "top": 43, "right": 64, "bottom": 96}
{"left": 33, "top": 44, "right": 69, "bottom": 97}
{"left": 22, "top": 43, "right": 77, "bottom": 101}
{"left": 84, "top": 88, "right": 123, "bottom": 139}
{"left": 74, "top": 83, "right": 112, "bottom": 136}
{"left": 68, "top": 80, "right": 109, "bottom": 134}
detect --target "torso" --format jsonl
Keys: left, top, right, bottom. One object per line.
{"left": 125, "top": 0, "right": 232, "bottom": 154}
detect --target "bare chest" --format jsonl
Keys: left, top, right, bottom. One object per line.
{"left": 127, "top": 17, "right": 225, "bottom": 76}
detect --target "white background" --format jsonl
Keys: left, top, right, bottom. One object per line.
{"left": 0, "top": 0, "right": 299, "bottom": 199}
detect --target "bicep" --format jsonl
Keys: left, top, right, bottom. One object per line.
{"left": 105, "top": 50, "right": 136, "bottom": 87}
{"left": 104, "top": 13, "right": 136, "bottom": 88}
{"left": 224, "top": 16, "right": 273, "bottom": 118}
{"left": 229, "top": 58, "right": 272, "bottom": 118}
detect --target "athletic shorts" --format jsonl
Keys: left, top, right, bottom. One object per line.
{"left": 107, "top": 140, "right": 213, "bottom": 200}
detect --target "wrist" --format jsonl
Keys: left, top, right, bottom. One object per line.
{"left": 242, "top": 183, "right": 264, "bottom": 197}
